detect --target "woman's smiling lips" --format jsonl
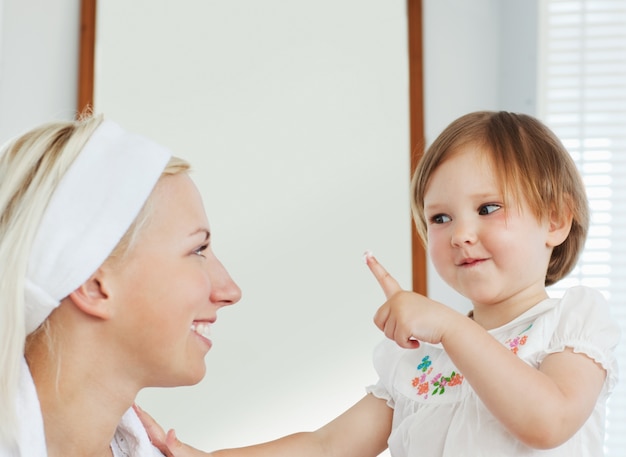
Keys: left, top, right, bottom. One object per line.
{"left": 190, "top": 320, "right": 214, "bottom": 346}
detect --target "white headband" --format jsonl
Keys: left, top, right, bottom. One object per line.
{"left": 23, "top": 120, "right": 171, "bottom": 334}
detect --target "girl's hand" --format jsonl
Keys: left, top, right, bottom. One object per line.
{"left": 133, "top": 404, "right": 211, "bottom": 457}
{"left": 364, "top": 252, "right": 456, "bottom": 348}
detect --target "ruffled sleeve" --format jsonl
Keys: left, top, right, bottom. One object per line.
{"left": 365, "top": 338, "right": 407, "bottom": 408}
{"left": 542, "top": 286, "right": 621, "bottom": 393}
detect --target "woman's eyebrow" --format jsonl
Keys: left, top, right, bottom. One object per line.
{"left": 189, "top": 228, "right": 211, "bottom": 242}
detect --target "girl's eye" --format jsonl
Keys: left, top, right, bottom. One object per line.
{"left": 194, "top": 244, "right": 209, "bottom": 257}
{"left": 478, "top": 204, "right": 501, "bottom": 216}
{"left": 431, "top": 214, "right": 451, "bottom": 224}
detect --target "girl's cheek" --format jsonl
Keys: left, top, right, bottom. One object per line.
{"left": 427, "top": 232, "right": 446, "bottom": 259}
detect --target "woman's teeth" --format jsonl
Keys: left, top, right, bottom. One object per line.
{"left": 191, "top": 322, "right": 211, "bottom": 339}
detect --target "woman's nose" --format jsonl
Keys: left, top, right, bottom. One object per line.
{"left": 450, "top": 219, "right": 478, "bottom": 247}
{"left": 208, "top": 258, "right": 242, "bottom": 307}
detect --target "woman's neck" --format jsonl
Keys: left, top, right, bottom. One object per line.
{"left": 25, "top": 328, "right": 136, "bottom": 457}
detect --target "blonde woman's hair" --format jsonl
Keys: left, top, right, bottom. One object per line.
{"left": 0, "top": 115, "right": 189, "bottom": 448}
{"left": 411, "top": 111, "right": 589, "bottom": 286}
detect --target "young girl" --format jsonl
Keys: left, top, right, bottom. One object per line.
{"left": 140, "top": 111, "right": 620, "bottom": 456}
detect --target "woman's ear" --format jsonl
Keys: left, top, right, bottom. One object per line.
{"left": 68, "top": 269, "right": 112, "bottom": 320}
{"left": 547, "top": 206, "right": 574, "bottom": 248}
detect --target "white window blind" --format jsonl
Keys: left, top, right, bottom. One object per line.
{"left": 539, "top": 0, "right": 626, "bottom": 455}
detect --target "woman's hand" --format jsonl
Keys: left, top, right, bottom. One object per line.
{"left": 364, "top": 252, "right": 457, "bottom": 348}
{"left": 133, "top": 404, "right": 211, "bottom": 457}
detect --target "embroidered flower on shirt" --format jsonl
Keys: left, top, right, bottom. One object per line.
{"left": 411, "top": 356, "right": 464, "bottom": 399}
{"left": 504, "top": 323, "right": 533, "bottom": 355}
{"left": 417, "top": 355, "right": 432, "bottom": 372}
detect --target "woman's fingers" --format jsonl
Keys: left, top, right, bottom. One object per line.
{"left": 134, "top": 404, "right": 209, "bottom": 457}
{"left": 133, "top": 403, "right": 174, "bottom": 456}
{"left": 163, "top": 430, "right": 213, "bottom": 457}
{"left": 364, "top": 251, "right": 403, "bottom": 299}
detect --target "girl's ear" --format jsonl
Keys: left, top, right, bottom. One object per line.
{"left": 68, "top": 269, "right": 112, "bottom": 320}
{"left": 547, "top": 206, "right": 574, "bottom": 248}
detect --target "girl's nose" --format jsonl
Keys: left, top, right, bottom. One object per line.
{"left": 208, "top": 257, "right": 242, "bottom": 307}
{"left": 450, "top": 219, "right": 478, "bottom": 247}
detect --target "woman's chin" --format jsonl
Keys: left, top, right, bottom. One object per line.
{"left": 154, "top": 364, "right": 207, "bottom": 388}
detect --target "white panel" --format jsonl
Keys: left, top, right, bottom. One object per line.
{"left": 540, "top": 1, "right": 626, "bottom": 454}
{"left": 94, "top": 1, "right": 410, "bottom": 452}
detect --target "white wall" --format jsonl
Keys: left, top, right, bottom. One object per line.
{"left": 0, "top": 0, "right": 79, "bottom": 141}
{"left": 94, "top": 0, "right": 411, "bottom": 451}
{"left": 0, "top": 0, "right": 537, "bottom": 454}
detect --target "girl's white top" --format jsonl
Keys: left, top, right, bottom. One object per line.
{"left": 367, "top": 286, "right": 620, "bottom": 456}
{"left": 0, "top": 358, "right": 164, "bottom": 457}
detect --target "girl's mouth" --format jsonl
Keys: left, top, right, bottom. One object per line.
{"left": 459, "top": 258, "right": 485, "bottom": 267}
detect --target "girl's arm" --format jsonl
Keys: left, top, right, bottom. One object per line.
{"left": 366, "top": 255, "right": 606, "bottom": 450}
{"left": 137, "top": 394, "right": 392, "bottom": 457}
{"left": 440, "top": 312, "right": 604, "bottom": 449}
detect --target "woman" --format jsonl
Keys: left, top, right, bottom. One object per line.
{"left": 0, "top": 115, "right": 241, "bottom": 456}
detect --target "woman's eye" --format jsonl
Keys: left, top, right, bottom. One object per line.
{"left": 478, "top": 204, "right": 501, "bottom": 215}
{"left": 194, "top": 244, "right": 209, "bottom": 257}
{"left": 431, "top": 214, "right": 451, "bottom": 224}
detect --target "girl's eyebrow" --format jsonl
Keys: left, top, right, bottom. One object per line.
{"left": 424, "top": 191, "right": 502, "bottom": 210}
{"left": 424, "top": 202, "right": 444, "bottom": 212}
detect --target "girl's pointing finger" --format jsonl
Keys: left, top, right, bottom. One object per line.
{"left": 363, "top": 251, "right": 403, "bottom": 299}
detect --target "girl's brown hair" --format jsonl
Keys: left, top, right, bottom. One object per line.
{"left": 411, "top": 111, "right": 589, "bottom": 286}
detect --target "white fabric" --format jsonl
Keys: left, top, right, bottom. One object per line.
{"left": 24, "top": 120, "right": 171, "bottom": 334}
{"left": 10, "top": 359, "right": 45, "bottom": 457}
{"left": 366, "top": 286, "right": 621, "bottom": 457}
{"left": 0, "top": 359, "right": 163, "bottom": 457}
{"left": 112, "top": 409, "right": 164, "bottom": 457}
